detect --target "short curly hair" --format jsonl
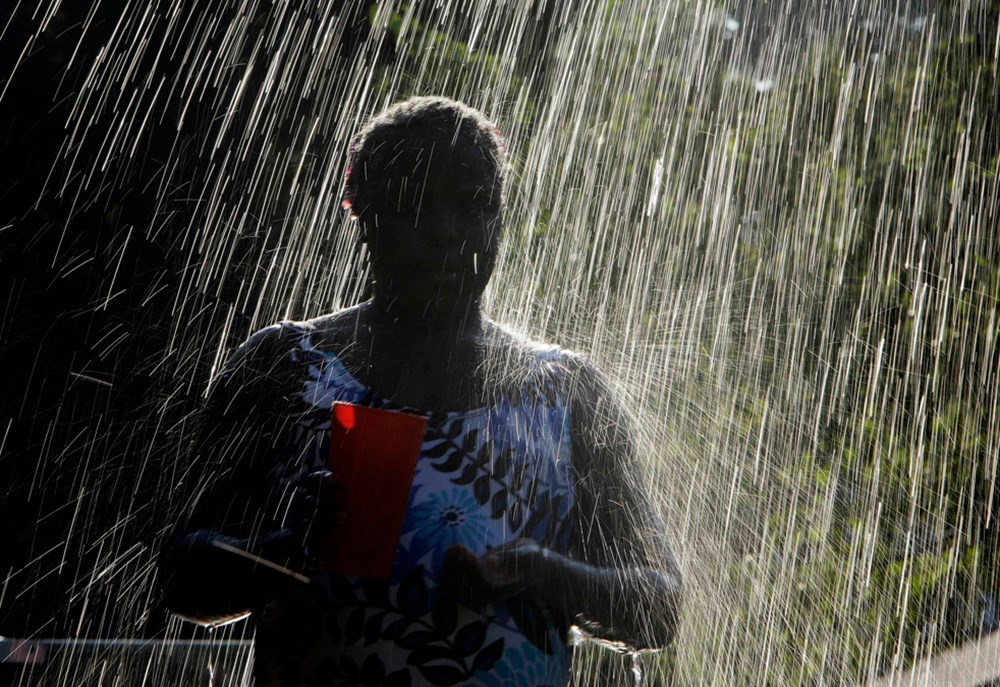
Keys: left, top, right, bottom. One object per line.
{"left": 342, "top": 96, "right": 506, "bottom": 215}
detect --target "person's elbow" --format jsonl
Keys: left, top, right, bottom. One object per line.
{"left": 628, "top": 569, "right": 682, "bottom": 650}
{"left": 158, "top": 531, "right": 254, "bottom": 628}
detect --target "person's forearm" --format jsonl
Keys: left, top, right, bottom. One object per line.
{"left": 160, "top": 529, "right": 302, "bottom": 626}
{"left": 526, "top": 548, "right": 681, "bottom": 650}
{"left": 160, "top": 531, "right": 257, "bottom": 625}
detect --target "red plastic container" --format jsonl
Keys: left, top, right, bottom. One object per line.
{"left": 319, "top": 402, "right": 428, "bottom": 578}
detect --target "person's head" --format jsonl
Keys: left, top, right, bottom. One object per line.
{"left": 343, "top": 96, "right": 506, "bottom": 324}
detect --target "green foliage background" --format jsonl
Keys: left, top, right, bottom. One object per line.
{"left": 360, "top": 1, "right": 1000, "bottom": 683}
{"left": 4, "top": 1, "right": 996, "bottom": 685}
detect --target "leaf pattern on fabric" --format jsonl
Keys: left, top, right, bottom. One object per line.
{"left": 252, "top": 322, "right": 576, "bottom": 687}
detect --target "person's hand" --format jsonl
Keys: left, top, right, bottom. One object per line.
{"left": 443, "top": 539, "right": 544, "bottom": 608}
{"left": 288, "top": 469, "right": 348, "bottom": 570}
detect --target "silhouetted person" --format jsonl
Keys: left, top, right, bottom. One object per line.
{"left": 161, "top": 96, "right": 681, "bottom": 686}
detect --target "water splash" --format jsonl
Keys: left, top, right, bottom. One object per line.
{"left": 1, "top": 0, "right": 997, "bottom": 685}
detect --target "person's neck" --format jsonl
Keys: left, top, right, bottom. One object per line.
{"left": 368, "top": 292, "right": 484, "bottom": 340}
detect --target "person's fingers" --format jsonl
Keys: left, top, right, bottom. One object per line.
{"left": 479, "top": 554, "right": 530, "bottom": 596}
{"left": 443, "top": 543, "right": 535, "bottom": 604}
{"left": 481, "top": 538, "right": 540, "bottom": 579}
{"left": 443, "top": 544, "right": 492, "bottom": 606}
{"left": 443, "top": 544, "right": 481, "bottom": 581}
{"left": 294, "top": 471, "right": 343, "bottom": 526}
{"left": 483, "top": 537, "right": 536, "bottom": 556}
{"left": 299, "top": 477, "right": 352, "bottom": 572}
{"left": 296, "top": 469, "right": 334, "bottom": 494}
{"left": 480, "top": 570, "right": 528, "bottom": 597}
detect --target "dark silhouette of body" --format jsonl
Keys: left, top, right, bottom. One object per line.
{"left": 161, "top": 96, "right": 681, "bottom": 686}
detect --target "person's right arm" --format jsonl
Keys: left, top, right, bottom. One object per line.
{"left": 159, "top": 324, "right": 308, "bottom": 627}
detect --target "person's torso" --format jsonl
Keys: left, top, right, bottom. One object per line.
{"left": 255, "top": 319, "right": 578, "bottom": 687}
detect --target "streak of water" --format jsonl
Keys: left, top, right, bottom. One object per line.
{"left": 0, "top": 0, "right": 997, "bottom": 685}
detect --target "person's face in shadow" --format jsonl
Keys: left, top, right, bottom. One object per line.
{"left": 357, "top": 136, "right": 502, "bottom": 324}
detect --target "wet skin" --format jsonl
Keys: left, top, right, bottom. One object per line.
{"left": 161, "top": 135, "right": 681, "bottom": 652}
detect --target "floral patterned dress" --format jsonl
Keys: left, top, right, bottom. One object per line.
{"left": 237, "top": 321, "right": 578, "bottom": 687}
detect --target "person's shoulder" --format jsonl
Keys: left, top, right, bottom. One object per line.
{"left": 226, "top": 320, "right": 302, "bottom": 366}
{"left": 215, "top": 307, "right": 357, "bottom": 383}
{"left": 295, "top": 306, "right": 365, "bottom": 332}
{"left": 483, "top": 321, "right": 607, "bottom": 389}
{"left": 483, "top": 321, "right": 575, "bottom": 360}
{"left": 235, "top": 306, "right": 364, "bottom": 355}
{"left": 483, "top": 321, "right": 563, "bottom": 368}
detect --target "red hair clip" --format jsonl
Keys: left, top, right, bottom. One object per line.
{"left": 342, "top": 166, "right": 354, "bottom": 210}
{"left": 493, "top": 126, "right": 508, "bottom": 156}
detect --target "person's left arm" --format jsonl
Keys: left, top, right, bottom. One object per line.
{"left": 446, "top": 354, "right": 681, "bottom": 650}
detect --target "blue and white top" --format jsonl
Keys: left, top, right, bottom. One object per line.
{"left": 206, "top": 320, "right": 579, "bottom": 687}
